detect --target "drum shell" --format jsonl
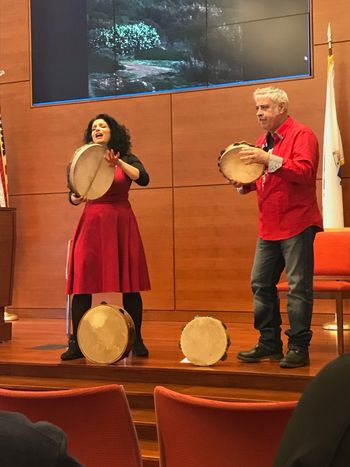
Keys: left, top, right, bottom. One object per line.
{"left": 68, "top": 143, "right": 114, "bottom": 200}
{"left": 180, "top": 316, "right": 231, "bottom": 366}
{"left": 77, "top": 304, "right": 135, "bottom": 364}
{"left": 219, "top": 141, "right": 264, "bottom": 184}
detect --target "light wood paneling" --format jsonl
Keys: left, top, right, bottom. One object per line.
{"left": 1, "top": 0, "right": 350, "bottom": 318}
{"left": 10, "top": 194, "right": 83, "bottom": 308}
{"left": 341, "top": 179, "right": 350, "bottom": 227}
{"left": 313, "top": 0, "right": 350, "bottom": 45}
{"left": 171, "top": 39, "right": 350, "bottom": 187}
{"left": 131, "top": 188, "right": 174, "bottom": 310}
{"left": 172, "top": 85, "right": 259, "bottom": 187}
{"left": 174, "top": 184, "right": 258, "bottom": 311}
{"left": 0, "top": 0, "right": 29, "bottom": 83}
{"left": 0, "top": 82, "right": 172, "bottom": 195}
{"left": 11, "top": 188, "right": 174, "bottom": 311}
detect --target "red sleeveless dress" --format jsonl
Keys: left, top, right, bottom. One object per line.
{"left": 66, "top": 166, "right": 150, "bottom": 294}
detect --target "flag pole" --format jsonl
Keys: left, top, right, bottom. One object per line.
{"left": 327, "top": 22, "right": 332, "bottom": 56}
{"left": 322, "top": 24, "right": 349, "bottom": 332}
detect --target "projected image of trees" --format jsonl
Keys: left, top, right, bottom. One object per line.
{"left": 30, "top": 0, "right": 309, "bottom": 104}
{"left": 87, "top": 0, "right": 212, "bottom": 97}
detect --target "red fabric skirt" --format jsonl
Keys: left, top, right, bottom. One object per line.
{"left": 66, "top": 200, "right": 150, "bottom": 294}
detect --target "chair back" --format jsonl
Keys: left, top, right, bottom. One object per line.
{"left": 154, "top": 386, "right": 297, "bottom": 467}
{"left": 314, "top": 230, "right": 350, "bottom": 276}
{"left": 0, "top": 384, "right": 142, "bottom": 467}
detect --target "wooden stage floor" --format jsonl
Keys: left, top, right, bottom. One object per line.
{"left": 0, "top": 317, "right": 345, "bottom": 375}
{"left": 0, "top": 318, "right": 347, "bottom": 466}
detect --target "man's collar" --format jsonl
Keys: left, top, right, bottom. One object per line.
{"left": 269, "top": 115, "right": 292, "bottom": 141}
{"left": 266, "top": 115, "right": 293, "bottom": 143}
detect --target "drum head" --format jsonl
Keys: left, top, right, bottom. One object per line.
{"left": 180, "top": 316, "right": 230, "bottom": 366}
{"left": 77, "top": 304, "right": 135, "bottom": 364}
{"left": 69, "top": 143, "right": 115, "bottom": 200}
{"left": 220, "top": 141, "right": 264, "bottom": 184}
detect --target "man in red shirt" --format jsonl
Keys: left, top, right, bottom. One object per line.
{"left": 233, "top": 86, "right": 323, "bottom": 368}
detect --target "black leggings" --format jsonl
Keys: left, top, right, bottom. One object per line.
{"left": 71, "top": 292, "right": 143, "bottom": 339}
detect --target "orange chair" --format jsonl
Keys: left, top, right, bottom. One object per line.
{"left": 0, "top": 384, "right": 142, "bottom": 467}
{"left": 277, "top": 230, "right": 350, "bottom": 355}
{"left": 154, "top": 386, "right": 297, "bottom": 467}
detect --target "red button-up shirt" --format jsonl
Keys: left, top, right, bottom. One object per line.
{"left": 248, "top": 116, "right": 323, "bottom": 240}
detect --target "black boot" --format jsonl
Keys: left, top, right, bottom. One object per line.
{"left": 132, "top": 337, "right": 149, "bottom": 357}
{"left": 60, "top": 335, "right": 84, "bottom": 361}
{"left": 123, "top": 292, "right": 149, "bottom": 357}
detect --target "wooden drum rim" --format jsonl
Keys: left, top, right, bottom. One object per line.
{"left": 68, "top": 143, "right": 114, "bottom": 200}
{"left": 219, "top": 141, "right": 264, "bottom": 184}
{"left": 180, "top": 316, "right": 231, "bottom": 366}
{"left": 77, "top": 304, "right": 135, "bottom": 364}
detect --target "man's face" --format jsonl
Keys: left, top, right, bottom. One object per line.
{"left": 255, "top": 97, "right": 286, "bottom": 133}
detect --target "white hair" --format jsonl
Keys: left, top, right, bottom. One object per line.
{"left": 253, "top": 86, "right": 289, "bottom": 112}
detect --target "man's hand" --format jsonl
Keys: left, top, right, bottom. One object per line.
{"left": 229, "top": 180, "right": 244, "bottom": 189}
{"left": 239, "top": 147, "right": 269, "bottom": 166}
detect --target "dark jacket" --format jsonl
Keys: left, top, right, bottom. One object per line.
{"left": 0, "top": 411, "right": 82, "bottom": 467}
{"left": 274, "top": 354, "right": 350, "bottom": 467}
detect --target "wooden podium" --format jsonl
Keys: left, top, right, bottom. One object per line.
{"left": 0, "top": 207, "right": 16, "bottom": 341}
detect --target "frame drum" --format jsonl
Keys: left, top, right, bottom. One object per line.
{"left": 77, "top": 304, "right": 135, "bottom": 364}
{"left": 219, "top": 141, "right": 264, "bottom": 184}
{"left": 180, "top": 316, "right": 231, "bottom": 366}
{"left": 68, "top": 143, "right": 115, "bottom": 200}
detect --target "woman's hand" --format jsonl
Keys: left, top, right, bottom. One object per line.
{"left": 104, "top": 149, "right": 121, "bottom": 167}
{"left": 70, "top": 193, "right": 86, "bottom": 205}
{"left": 105, "top": 150, "right": 141, "bottom": 181}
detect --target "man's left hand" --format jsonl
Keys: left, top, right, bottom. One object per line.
{"left": 239, "top": 147, "right": 269, "bottom": 166}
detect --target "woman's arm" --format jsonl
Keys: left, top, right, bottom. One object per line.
{"left": 105, "top": 150, "right": 150, "bottom": 186}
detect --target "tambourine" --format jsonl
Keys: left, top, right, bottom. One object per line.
{"left": 68, "top": 143, "right": 115, "bottom": 200}
{"left": 77, "top": 304, "right": 135, "bottom": 364}
{"left": 180, "top": 316, "right": 231, "bottom": 366}
{"left": 219, "top": 141, "right": 264, "bottom": 184}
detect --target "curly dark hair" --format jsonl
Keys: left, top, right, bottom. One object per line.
{"left": 84, "top": 113, "right": 131, "bottom": 156}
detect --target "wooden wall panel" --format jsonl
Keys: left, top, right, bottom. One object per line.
{"left": 0, "top": 0, "right": 29, "bottom": 83}
{"left": 341, "top": 179, "right": 350, "bottom": 227}
{"left": 0, "top": 82, "right": 172, "bottom": 195}
{"left": 129, "top": 188, "right": 174, "bottom": 310}
{"left": 172, "top": 85, "right": 259, "bottom": 187}
{"left": 174, "top": 185, "right": 258, "bottom": 311}
{"left": 10, "top": 194, "right": 83, "bottom": 308}
{"left": 171, "top": 38, "right": 350, "bottom": 187}
{"left": 10, "top": 188, "right": 174, "bottom": 311}
{"left": 313, "top": 0, "right": 350, "bottom": 44}
{"left": 1, "top": 0, "right": 350, "bottom": 319}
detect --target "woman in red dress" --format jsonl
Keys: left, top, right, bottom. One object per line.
{"left": 61, "top": 114, "right": 151, "bottom": 360}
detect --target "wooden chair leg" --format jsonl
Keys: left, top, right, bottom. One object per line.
{"left": 336, "top": 295, "right": 344, "bottom": 355}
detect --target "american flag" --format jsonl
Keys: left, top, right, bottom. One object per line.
{"left": 0, "top": 113, "right": 9, "bottom": 207}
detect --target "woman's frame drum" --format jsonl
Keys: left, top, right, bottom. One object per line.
{"left": 180, "top": 316, "right": 231, "bottom": 366}
{"left": 219, "top": 141, "right": 264, "bottom": 184}
{"left": 77, "top": 304, "right": 135, "bottom": 364}
{"left": 68, "top": 143, "right": 115, "bottom": 200}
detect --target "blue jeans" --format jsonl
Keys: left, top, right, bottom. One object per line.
{"left": 251, "top": 226, "right": 317, "bottom": 351}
